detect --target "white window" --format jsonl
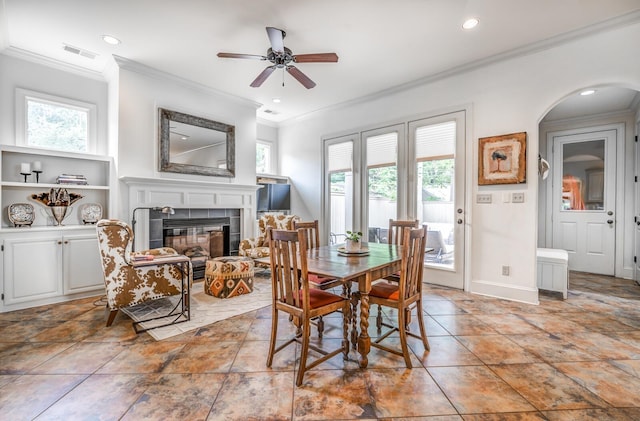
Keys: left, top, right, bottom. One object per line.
{"left": 256, "top": 141, "right": 272, "bottom": 174}
{"left": 16, "top": 88, "right": 97, "bottom": 153}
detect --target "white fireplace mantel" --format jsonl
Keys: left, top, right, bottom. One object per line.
{"left": 121, "top": 176, "right": 261, "bottom": 250}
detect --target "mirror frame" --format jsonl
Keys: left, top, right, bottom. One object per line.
{"left": 159, "top": 108, "right": 235, "bottom": 177}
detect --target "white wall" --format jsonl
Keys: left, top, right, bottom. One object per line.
{"left": 0, "top": 53, "right": 108, "bottom": 154}
{"left": 278, "top": 22, "right": 640, "bottom": 304}
{"left": 112, "top": 58, "right": 260, "bottom": 219}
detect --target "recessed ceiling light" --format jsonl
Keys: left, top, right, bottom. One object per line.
{"left": 462, "top": 18, "right": 479, "bottom": 30}
{"left": 102, "top": 35, "right": 121, "bottom": 45}
{"left": 272, "top": 98, "right": 281, "bottom": 103}
{"left": 580, "top": 89, "right": 596, "bottom": 96}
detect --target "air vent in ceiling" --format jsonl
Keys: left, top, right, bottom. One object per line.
{"left": 262, "top": 109, "right": 279, "bottom": 115}
{"left": 62, "top": 43, "right": 97, "bottom": 60}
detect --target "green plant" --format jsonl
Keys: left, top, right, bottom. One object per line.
{"left": 345, "top": 230, "right": 362, "bottom": 241}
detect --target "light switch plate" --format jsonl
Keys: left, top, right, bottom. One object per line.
{"left": 477, "top": 193, "right": 492, "bottom": 204}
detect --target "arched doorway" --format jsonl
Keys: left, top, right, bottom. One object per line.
{"left": 538, "top": 86, "right": 640, "bottom": 280}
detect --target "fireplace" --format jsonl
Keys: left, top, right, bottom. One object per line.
{"left": 147, "top": 208, "right": 241, "bottom": 279}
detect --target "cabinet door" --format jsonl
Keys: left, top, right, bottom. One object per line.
{"left": 3, "top": 235, "right": 62, "bottom": 305}
{"left": 63, "top": 233, "right": 104, "bottom": 294}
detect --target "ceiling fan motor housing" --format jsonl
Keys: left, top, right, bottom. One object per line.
{"left": 267, "top": 47, "right": 293, "bottom": 68}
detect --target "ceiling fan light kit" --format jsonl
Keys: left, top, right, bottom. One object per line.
{"left": 217, "top": 26, "right": 338, "bottom": 89}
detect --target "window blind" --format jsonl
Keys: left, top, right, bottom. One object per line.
{"left": 415, "top": 121, "right": 455, "bottom": 159}
{"left": 367, "top": 132, "right": 397, "bottom": 167}
{"left": 327, "top": 141, "right": 353, "bottom": 172}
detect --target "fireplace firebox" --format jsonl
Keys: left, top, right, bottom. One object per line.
{"left": 162, "top": 217, "right": 231, "bottom": 279}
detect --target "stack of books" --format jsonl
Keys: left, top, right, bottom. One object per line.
{"left": 56, "top": 174, "right": 88, "bottom": 185}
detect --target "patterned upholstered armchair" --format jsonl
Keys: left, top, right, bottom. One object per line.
{"left": 96, "top": 219, "right": 193, "bottom": 327}
{"left": 239, "top": 213, "right": 300, "bottom": 259}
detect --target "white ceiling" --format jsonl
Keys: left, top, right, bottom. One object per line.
{"left": 2, "top": 0, "right": 640, "bottom": 123}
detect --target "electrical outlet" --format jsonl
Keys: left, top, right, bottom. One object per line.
{"left": 502, "top": 265, "right": 510, "bottom": 276}
{"left": 512, "top": 192, "right": 525, "bottom": 203}
{"left": 477, "top": 193, "right": 492, "bottom": 204}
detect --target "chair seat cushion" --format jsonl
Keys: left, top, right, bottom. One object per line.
{"left": 309, "top": 273, "right": 337, "bottom": 285}
{"left": 370, "top": 282, "right": 399, "bottom": 300}
{"left": 296, "top": 288, "right": 344, "bottom": 309}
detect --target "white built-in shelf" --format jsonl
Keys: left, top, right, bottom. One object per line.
{"left": 0, "top": 145, "right": 115, "bottom": 229}
{"left": 2, "top": 182, "right": 110, "bottom": 190}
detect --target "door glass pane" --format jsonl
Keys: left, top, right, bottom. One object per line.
{"left": 561, "top": 140, "right": 604, "bottom": 211}
{"left": 415, "top": 122, "right": 455, "bottom": 268}
{"left": 328, "top": 141, "right": 353, "bottom": 243}
{"left": 366, "top": 132, "right": 397, "bottom": 243}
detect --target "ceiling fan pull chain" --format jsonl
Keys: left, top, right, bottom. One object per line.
{"left": 282, "top": 68, "right": 285, "bottom": 87}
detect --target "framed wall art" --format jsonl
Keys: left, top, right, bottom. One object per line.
{"left": 478, "top": 131, "right": 527, "bottom": 185}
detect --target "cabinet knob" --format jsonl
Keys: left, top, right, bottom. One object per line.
{"left": 64, "top": 240, "right": 69, "bottom": 244}
{"left": 57, "top": 240, "right": 62, "bottom": 245}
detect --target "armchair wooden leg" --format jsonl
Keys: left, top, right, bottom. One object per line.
{"left": 106, "top": 309, "right": 118, "bottom": 327}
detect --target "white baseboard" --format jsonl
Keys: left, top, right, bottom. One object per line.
{"left": 470, "top": 279, "right": 539, "bottom": 305}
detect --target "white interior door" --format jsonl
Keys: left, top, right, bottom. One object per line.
{"left": 552, "top": 129, "right": 616, "bottom": 275}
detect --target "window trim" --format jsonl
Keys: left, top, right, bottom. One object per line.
{"left": 15, "top": 88, "right": 98, "bottom": 154}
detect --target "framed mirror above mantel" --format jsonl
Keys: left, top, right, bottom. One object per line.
{"left": 159, "top": 108, "right": 235, "bottom": 177}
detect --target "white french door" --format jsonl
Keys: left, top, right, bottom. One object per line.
{"left": 409, "top": 111, "right": 466, "bottom": 289}
{"left": 323, "top": 110, "right": 467, "bottom": 290}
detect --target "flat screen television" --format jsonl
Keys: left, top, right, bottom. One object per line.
{"left": 257, "top": 183, "right": 290, "bottom": 211}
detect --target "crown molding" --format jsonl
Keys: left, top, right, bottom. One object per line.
{"left": 112, "top": 55, "right": 262, "bottom": 110}
{"left": 279, "top": 9, "right": 640, "bottom": 128}
{"left": 1, "top": 47, "right": 106, "bottom": 81}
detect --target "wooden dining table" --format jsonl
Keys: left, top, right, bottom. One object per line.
{"left": 260, "top": 241, "right": 402, "bottom": 368}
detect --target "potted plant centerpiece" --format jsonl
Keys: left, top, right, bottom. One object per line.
{"left": 345, "top": 230, "right": 363, "bottom": 252}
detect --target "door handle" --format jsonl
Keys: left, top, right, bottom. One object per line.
{"left": 457, "top": 218, "right": 463, "bottom": 224}
{"left": 607, "top": 211, "right": 613, "bottom": 216}
{"left": 607, "top": 220, "right": 614, "bottom": 225}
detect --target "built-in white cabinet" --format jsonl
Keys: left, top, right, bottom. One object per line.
{"left": 1, "top": 228, "right": 104, "bottom": 311}
{"left": 0, "top": 145, "right": 114, "bottom": 311}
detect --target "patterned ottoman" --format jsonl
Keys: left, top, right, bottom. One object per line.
{"left": 204, "top": 256, "right": 255, "bottom": 298}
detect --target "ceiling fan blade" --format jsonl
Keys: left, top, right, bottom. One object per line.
{"left": 217, "top": 52, "right": 266, "bottom": 60}
{"left": 250, "top": 65, "right": 277, "bottom": 87}
{"left": 266, "top": 27, "right": 285, "bottom": 53}
{"left": 286, "top": 65, "right": 316, "bottom": 89}
{"left": 293, "top": 53, "right": 339, "bottom": 63}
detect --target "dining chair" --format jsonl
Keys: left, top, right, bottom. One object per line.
{"left": 266, "top": 227, "right": 350, "bottom": 386}
{"left": 369, "top": 225, "right": 429, "bottom": 367}
{"left": 382, "top": 219, "right": 421, "bottom": 325}
{"left": 294, "top": 220, "right": 346, "bottom": 337}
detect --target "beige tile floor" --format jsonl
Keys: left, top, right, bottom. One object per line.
{"left": 1, "top": 271, "right": 640, "bottom": 420}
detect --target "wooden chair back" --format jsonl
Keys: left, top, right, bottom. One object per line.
{"left": 388, "top": 219, "right": 419, "bottom": 246}
{"left": 267, "top": 227, "right": 309, "bottom": 312}
{"left": 398, "top": 225, "right": 427, "bottom": 303}
{"left": 293, "top": 220, "right": 321, "bottom": 250}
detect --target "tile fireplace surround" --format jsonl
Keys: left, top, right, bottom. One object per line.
{"left": 121, "top": 176, "right": 261, "bottom": 252}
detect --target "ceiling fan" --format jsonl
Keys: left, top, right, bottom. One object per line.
{"left": 217, "top": 27, "right": 338, "bottom": 89}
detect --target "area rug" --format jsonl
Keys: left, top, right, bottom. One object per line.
{"left": 121, "top": 273, "right": 272, "bottom": 340}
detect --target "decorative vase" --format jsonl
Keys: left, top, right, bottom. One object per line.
{"left": 345, "top": 239, "right": 361, "bottom": 252}
{"left": 48, "top": 205, "right": 72, "bottom": 226}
